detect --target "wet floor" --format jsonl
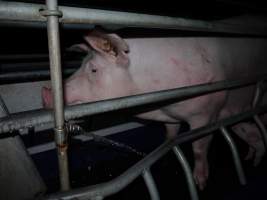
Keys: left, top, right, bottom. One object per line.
{"left": 27, "top": 122, "right": 267, "bottom": 199}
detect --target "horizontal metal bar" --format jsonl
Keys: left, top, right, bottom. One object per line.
{"left": 44, "top": 104, "right": 267, "bottom": 200}
{"left": 0, "top": 74, "right": 266, "bottom": 134}
{"left": 0, "top": 20, "right": 95, "bottom": 30}
{"left": 0, "top": 69, "right": 76, "bottom": 84}
{"left": 0, "top": 61, "right": 80, "bottom": 71}
{"left": 0, "top": 54, "right": 49, "bottom": 61}
{"left": 1, "top": 2, "right": 267, "bottom": 35}
{"left": 0, "top": 61, "right": 81, "bottom": 72}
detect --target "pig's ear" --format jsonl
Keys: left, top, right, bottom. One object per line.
{"left": 84, "top": 30, "right": 130, "bottom": 66}
{"left": 66, "top": 43, "right": 90, "bottom": 53}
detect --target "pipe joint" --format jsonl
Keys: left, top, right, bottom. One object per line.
{"left": 54, "top": 126, "right": 68, "bottom": 148}
{"left": 40, "top": 9, "right": 63, "bottom": 18}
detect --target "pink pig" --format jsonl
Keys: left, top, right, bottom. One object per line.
{"left": 42, "top": 30, "right": 267, "bottom": 189}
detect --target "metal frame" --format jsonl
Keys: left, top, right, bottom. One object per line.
{"left": 44, "top": 0, "right": 70, "bottom": 190}
{"left": 44, "top": 105, "right": 267, "bottom": 200}
{"left": 1, "top": 1, "right": 267, "bottom": 200}
{"left": 0, "top": 75, "right": 266, "bottom": 133}
{"left": 1, "top": 1, "right": 267, "bottom": 35}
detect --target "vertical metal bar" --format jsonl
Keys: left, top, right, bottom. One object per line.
{"left": 45, "top": 0, "right": 70, "bottom": 191}
{"left": 252, "top": 82, "right": 262, "bottom": 108}
{"left": 172, "top": 146, "right": 199, "bottom": 200}
{"left": 220, "top": 126, "right": 246, "bottom": 185}
{"left": 142, "top": 169, "right": 160, "bottom": 200}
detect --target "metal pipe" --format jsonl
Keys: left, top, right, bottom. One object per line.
{"left": 142, "top": 169, "right": 160, "bottom": 200}
{"left": 45, "top": 0, "right": 70, "bottom": 190}
{"left": 44, "top": 105, "right": 267, "bottom": 200}
{"left": 252, "top": 81, "right": 263, "bottom": 107}
{"left": 0, "top": 54, "right": 49, "bottom": 61}
{"left": 0, "top": 69, "right": 76, "bottom": 84}
{"left": 0, "top": 20, "right": 95, "bottom": 30}
{"left": 172, "top": 146, "right": 199, "bottom": 200}
{"left": 1, "top": 75, "right": 267, "bottom": 134}
{"left": 0, "top": 61, "right": 81, "bottom": 72}
{"left": 220, "top": 126, "right": 246, "bottom": 185}
{"left": 1, "top": 2, "right": 267, "bottom": 35}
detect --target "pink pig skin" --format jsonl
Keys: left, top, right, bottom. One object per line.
{"left": 42, "top": 30, "right": 267, "bottom": 189}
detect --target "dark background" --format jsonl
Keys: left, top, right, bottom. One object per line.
{"left": 1, "top": 0, "right": 267, "bottom": 199}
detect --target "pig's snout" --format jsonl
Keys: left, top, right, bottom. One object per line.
{"left": 42, "top": 87, "right": 53, "bottom": 108}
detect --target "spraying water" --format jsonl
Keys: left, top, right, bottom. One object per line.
{"left": 66, "top": 122, "right": 146, "bottom": 157}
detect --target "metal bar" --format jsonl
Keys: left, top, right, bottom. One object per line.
{"left": 0, "top": 69, "right": 76, "bottom": 84}
{"left": 45, "top": 0, "right": 70, "bottom": 191}
{"left": 142, "top": 169, "right": 160, "bottom": 200}
{"left": 220, "top": 126, "right": 246, "bottom": 185}
{"left": 252, "top": 81, "right": 262, "bottom": 107}
{"left": 44, "top": 105, "right": 267, "bottom": 200}
{"left": 0, "top": 54, "right": 49, "bottom": 61}
{"left": 91, "top": 196, "right": 104, "bottom": 200}
{"left": 1, "top": 2, "right": 267, "bottom": 35}
{"left": 1, "top": 75, "right": 267, "bottom": 134}
{"left": 0, "top": 20, "right": 95, "bottom": 29}
{"left": 0, "top": 95, "right": 47, "bottom": 199}
{"left": 172, "top": 146, "right": 199, "bottom": 200}
{"left": 0, "top": 61, "right": 80, "bottom": 72}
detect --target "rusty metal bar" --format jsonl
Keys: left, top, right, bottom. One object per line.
{"left": 44, "top": 105, "right": 267, "bottom": 200}
{"left": 1, "top": 2, "right": 267, "bottom": 35}
{"left": 1, "top": 75, "right": 267, "bottom": 134}
{"left": 142, "top": 169, "right": 160, "bottom": 200}
{"left": 172, "top": 146, "right": 199, "bottom": 200}
{"left": 44, "top": 0, "right": 70, "bottom": 191}
{"left": 220, "top": 126, "right": 246, "bottom": 185}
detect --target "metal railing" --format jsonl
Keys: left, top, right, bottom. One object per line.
{"left": 43, "top": 105, "right": 267, "bottom": 200}
{"left": 1, "top": 1, "right": 267, "bottom": 200}
{"left": 1, "top": 1, "right": 267, "bottom": 35}
{"left": 1, "top": 75, "right": 266, "bottom": 134}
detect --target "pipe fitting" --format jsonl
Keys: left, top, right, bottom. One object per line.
{"left": 40, "top": 9, "right": 63, "bottom": 18}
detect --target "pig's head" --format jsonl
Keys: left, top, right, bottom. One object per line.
{"left": 42, "top": 30, "right": 136, "bottom": 108}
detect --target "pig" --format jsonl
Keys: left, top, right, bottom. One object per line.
{"left": 42, "top": 30, "right": 267, "bottom": 190}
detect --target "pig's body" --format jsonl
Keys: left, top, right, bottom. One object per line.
{"left": 42, "top": 31, "right": 267, "bottom": 189}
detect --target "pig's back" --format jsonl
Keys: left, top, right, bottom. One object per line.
{"left": 125, "top": 37, "right": 267, "bottom": 93}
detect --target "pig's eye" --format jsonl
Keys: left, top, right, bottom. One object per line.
{"left": 91, "top": 69, "right": 97, "bottom": 73}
